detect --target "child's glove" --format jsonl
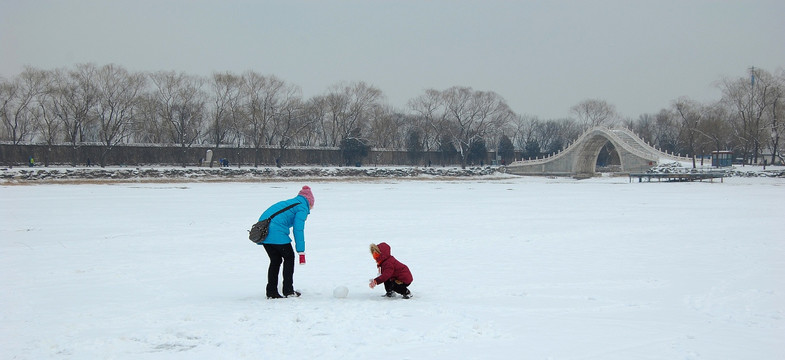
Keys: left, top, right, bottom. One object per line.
{"left": 368, "top": 279, "right": 377, "bottom": 289}
{"left": 298, "top": 253, "right": 306, "bottom": 265}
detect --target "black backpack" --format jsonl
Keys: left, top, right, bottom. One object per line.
{"left": 248, "top": 203, "right": 299, "bottom": 244}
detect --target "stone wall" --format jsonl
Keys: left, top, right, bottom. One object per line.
{"left": 1, "top": 143, "right": 463, "bottom": 168}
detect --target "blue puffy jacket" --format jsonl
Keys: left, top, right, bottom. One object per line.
{"left": 258, "top": 195, "right": 310, "bottom": 252}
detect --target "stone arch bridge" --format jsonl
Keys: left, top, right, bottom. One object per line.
{"left": 506, "top": 127, "right": 690, "bottom": 178}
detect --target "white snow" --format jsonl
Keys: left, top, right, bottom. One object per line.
{"left": 1, "top": 175, "right": 784, "bottom": 359}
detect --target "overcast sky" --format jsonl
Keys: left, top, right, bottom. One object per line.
{"left": 2, "top": 0, "right": 783, "bottom": 119}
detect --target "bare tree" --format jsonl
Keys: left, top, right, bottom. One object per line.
{"left": 0, "top": 67, "right": 49, "bottom": 167}
{"left": 51, "top": 64, "right": 100, "bottom": 165}
{"left": 539, "top": 119, "right": 569, "bottom": 154}
{"left": 570, "top": 99, "right": 618, "bottom": 130}
{"left": 299, "top": 95, "right": 327, "bottom": 147}
{"left": 673, "top": 97, "right": 704, "bottom": 168}
{"left": 132, "top": 93, "right": 164, "bottom": 144}
{"left": 654, "top": 109, "right": 678, "bottom": 153}
{"left": 630, "top": 113, "right": 656, "bottom": 143}
{"left": 440, "top": 87, "right": 513, "bottom": 168}
{"left": 699, "top": 102, "right": 734, "bottom": 157}
{"left": 1, "top": 67, "right": 47, "bottom": 145}
{"left": 765, "top": 70, "right": 784, "bottom": 165}
{"left": 721, "top": 68, "right": 775, "bottom": 164}
{"left": 240, "top": 72, "right": 288, "bottom": 166}
{"left": 321, "top": 82, "right": 385, "bottom": 165}
{"left": 509, "top": 114, "right": 540, "bottom": 153}
{"left": 12, "top": 62, "right": 785, "bottom": 168}
{"left": 94, "top": 64, "right": 146, "bottom": 166}
{"left": 322, "top": 89, "right": 348, "bottom": 147}
{"left": 323, "top": 81, "right": 384, "bottom": 147}
{"left": 410, "top": 87, "right": 513, "bottom": 167}
{"left": 32, "top": 69, "right": 63, "bottom": 165}
{"left": 400, "top": 112, "right": 435, "bottom": 165}
{"left": 268, "top": 85, "right": 308, "bottom": 165}
{"left": 408, "top": 89, "right": 447, "bottom": 154}
{"left": 367, "top": 105, "right": 403, "bottom": 149}
{"left": 0, "top": 77, "right": 17, "bottom": 145}
{"left": 208, "top": 72, "right": 242, "bottom": 150}
{"left": 149, "top": 71, "right": 207, "bottom": 167}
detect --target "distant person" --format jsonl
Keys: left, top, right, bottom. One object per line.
{"left": 257, "top": 186, "right": 314, "bottom": 299}
{"left": 29, "top": 157, "right": 34, "bottom": 167}
{"left": 369, "top": 242, "right": 413, "bottom": 299}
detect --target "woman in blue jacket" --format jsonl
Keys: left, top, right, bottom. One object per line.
{"left": 259, "top": 185, "right": 314, "bottom": 299}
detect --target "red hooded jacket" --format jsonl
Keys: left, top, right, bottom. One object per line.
{"left": 373, "top": 242, "right": 413, "bottom": 285}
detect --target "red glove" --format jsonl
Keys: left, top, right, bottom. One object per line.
{"left": 299, "top": 253, "right": 306, "bottom": 265}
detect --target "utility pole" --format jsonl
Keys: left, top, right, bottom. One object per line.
{"left": 748, "top": 66, "right": 756, "bottom": 165}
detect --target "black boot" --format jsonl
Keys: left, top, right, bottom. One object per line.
{"left": 266, "top": 284, "right": 283, "bottom": 299}
{"left": 402, "top": 289, "right": 412, "bottom": 299}
{"left": 284, "top": 290, "right": 301, "bottom": 298}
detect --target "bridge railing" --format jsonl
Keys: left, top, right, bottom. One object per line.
{"left": 615, "top": 128, "right": 693, "bottom": 163}
{"left": 603, "top": 128, "right": 659, "bottom": 161}
{"left": 509, "top": 127, "right": 693, "bottom": 167}
{"left": 508, "top": 126, "right": 609, "bottom": 166}
{"left": 508, "top": 127, "right": 648, "bottom": 166}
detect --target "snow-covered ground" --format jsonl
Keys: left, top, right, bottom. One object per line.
{"left": 1, "top": 175, "right": 783, "bottom": 359}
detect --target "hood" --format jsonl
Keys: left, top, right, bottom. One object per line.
{"left": 377, "top": 242, "right": 391, "bottom": 256}
{"left": 371, "top": 242, "right": 392, "bottom": 263}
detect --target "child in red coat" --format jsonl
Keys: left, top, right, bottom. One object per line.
{"left": 369, "top": 242, "right": 413, "bottom": 299}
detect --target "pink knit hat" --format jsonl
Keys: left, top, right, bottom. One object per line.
{"left": 298, "top": 185, "right": 314, "bottom": 207}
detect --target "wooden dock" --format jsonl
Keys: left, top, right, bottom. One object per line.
{"left": 629, "top": 172, "right": 725, "bottom": 183}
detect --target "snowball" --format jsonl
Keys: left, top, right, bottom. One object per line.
{"left": 333, "top": 286, "right": 349, "bottom": 298}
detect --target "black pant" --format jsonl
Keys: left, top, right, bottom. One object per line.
{"left": 262, "top": 243, "right": 295, "bottom": 296}
{"left": 384, "top": 279, "right": 410, "bottom": 295}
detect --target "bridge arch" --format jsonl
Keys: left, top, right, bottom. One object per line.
{"left": 573, "top": 131, "right": 625, "bottom": 175}
{"left": 506, "top": 127, "right": 688, "bottom": 177}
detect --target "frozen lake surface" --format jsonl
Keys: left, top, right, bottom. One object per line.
{"left": 2, "top": 175, "right": 783, "bottom": 359}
